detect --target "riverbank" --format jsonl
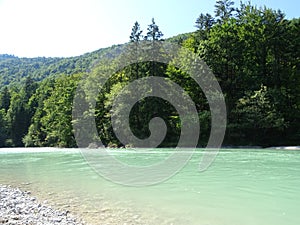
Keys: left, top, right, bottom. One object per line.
{"left": 0, "top": 183, "right": 167, "bottom": 225}
{"left": 0, "top": 185, "right": 85, "bottom": 225}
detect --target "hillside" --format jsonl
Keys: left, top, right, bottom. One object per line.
{"left": 0, "top": 1, "right": 299, "bottom": 148}
{"left": 0, "top": 45, "right": 122, "bottom": 88}
{"left": 0, "top": 31, "right": 191, "bottom": 89}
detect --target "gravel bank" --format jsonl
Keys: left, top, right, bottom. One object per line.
{"left": 0, "top": 185, "right": 85, "bottom": 225}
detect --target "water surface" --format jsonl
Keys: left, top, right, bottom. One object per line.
{"left": 0, "top": 148, "right": 299, "bottom": 225}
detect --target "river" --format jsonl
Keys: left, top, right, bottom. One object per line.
{"left": 0, "top": 148, "right": 299, "bottom": 225}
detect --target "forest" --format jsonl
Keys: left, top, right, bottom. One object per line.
{"left": 0, "top": 0, "right": 299, "bottom": 148}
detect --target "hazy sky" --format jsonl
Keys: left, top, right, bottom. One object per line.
{"left": 0, "top": 0, "right": 299, "bottom": 58}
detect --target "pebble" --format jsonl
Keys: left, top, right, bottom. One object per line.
{"left": 0, "top": 185, "right": 85, "bottom": 225}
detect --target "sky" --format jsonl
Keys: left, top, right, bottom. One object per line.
{"left": 0, "top": 0, "right": 299, "bottom": 58}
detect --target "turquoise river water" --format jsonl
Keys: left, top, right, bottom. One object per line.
{"left": 0, "top": 148, "right": 299, "bottom": 225}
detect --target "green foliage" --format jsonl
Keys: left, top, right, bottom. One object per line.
{"left": 230, "top": 86, "right": 285, "bottom": 146}
{"left": 130, "top": 21, "right": 143, "bottom": 42}
{"left": 24, "top": 74, "right": 81, "bottom": 147}
{"left": 0, "top": 47, "right": 117, "bottom": 88}
{"left": 0, "top": 87, "right": 11, "bottom": 111}
{"left": 195, "top": 13, "right": 215, "bottom": 31}
{"left": 23, "top": 78, "right": 56, "bottom": 147}
{"left": 0, "top": 1, "right": 299, "bottom": 148}
{"left": 0, "top": 109, "right": 8, "bottom": 147}
{"left": 214, "top": 0, "right": 235, "bottom": 22}
{"left": 144, "top": 18, "right": 164, "bottom": 41}
{"left": 6, "top": 78, "right": 37, "bottom": 146}
{"left": 192, "top": 2, "right": 300, "bottom": 146}
{"left": 235, "top": 86, "right": 285, "bottom": 129}
{"left": 167, "top": 32, "right": 193, "bottom": 45}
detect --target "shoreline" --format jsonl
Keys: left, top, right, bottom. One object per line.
{"left": 1, "top": 146, "right": 300, "bottom": 150}
{"left": 0, "top": 184, "right": 85, "bottom": 225}
{"left": 0, "top": 183, "right": 167, "bottom": 225}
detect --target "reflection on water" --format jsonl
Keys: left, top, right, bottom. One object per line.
{"left": 0, "top": 148, "right": 300, "bottom": 225}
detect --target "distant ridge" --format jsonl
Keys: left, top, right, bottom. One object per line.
{"left": 0, "top": 33, "right": 192, "bottom": 88}
{"left": 0, "top": 45, "right": 122, "bottom": 88}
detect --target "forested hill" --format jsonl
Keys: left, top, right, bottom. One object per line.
{"left": 0, "top": 0, "right": 299, "bottom": 148}
{"left": 0, "top": 45, "right": 122, "bottom": 88}
{"left": 0, "top": 32, "right": 189, "bottom": 89}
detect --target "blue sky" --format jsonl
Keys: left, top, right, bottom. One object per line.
{"left": 0, "top": 0, "right": 299, "bottom": 58}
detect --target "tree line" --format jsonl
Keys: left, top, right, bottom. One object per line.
{"left": 0, "top": 0, "right": 299, "bottom": 148}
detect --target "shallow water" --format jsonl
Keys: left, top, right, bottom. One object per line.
{"left": 0, "top": 148, "right": 299, "bottom": 225}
